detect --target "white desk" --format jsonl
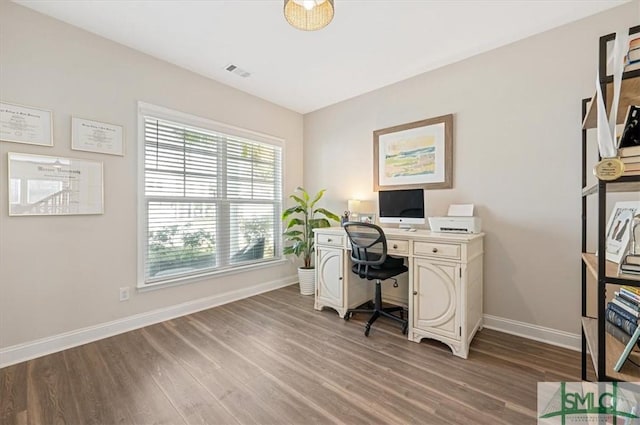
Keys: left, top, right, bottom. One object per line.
{"left": 313, "top": 227, "right": 484, "bottom": 359}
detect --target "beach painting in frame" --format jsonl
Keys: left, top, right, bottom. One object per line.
{"left": 373, "top": 114, "right": 453, "bottom": 191}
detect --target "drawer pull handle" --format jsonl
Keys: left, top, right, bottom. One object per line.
{"left": 339, "top": 277, "right": 343, "bottom": 280}
{"left": 413, "top": 291, "right": 418, "bottom": 295}
{"left": 393, "top": 244, "right": 398, "bottom": 249}
{"left": 327, "top": 238, "right": 332, "bottom": 242}
{"left": 432, "top": 248, "right": 438, "bottom": 253}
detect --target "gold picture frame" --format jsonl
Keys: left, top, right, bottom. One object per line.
{"left": 373, "top": 114, "right": 453, "bottom": 191}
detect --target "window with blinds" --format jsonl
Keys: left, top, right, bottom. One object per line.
{"left": 141, "top": 111, "right": 282, "bottom": 285}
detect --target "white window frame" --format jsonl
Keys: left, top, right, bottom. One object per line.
{"left": 137, "top": 102, "right": 285, "bottom": 289}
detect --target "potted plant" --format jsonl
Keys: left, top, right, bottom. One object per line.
{"left": 282, "top": 187, "right": 340, "bottom": 295}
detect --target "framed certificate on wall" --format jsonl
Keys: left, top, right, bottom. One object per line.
{"left": 72, "top": 116, "right": 124, "bottom": 156}
{"left": 0, "top": 101, "right": 53, "bottom": 147}
{"left": 8, "top": 152, "right": 104, "bottom": 216}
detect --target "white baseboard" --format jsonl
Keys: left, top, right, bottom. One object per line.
{"left": 0, "top": 276, "right": 297, "bottom": 368}
{"left": 483, "top": 314, "right": 581, "bottom": 351}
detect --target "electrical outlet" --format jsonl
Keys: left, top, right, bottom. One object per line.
{"left": 119, "top": 287, "right": 130, "bottom": 302}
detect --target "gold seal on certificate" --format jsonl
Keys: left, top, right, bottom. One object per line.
{"left": 593, "top": 157, "right": 625, "bottom": 180}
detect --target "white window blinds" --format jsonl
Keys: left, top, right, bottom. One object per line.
{"left": 142, "top": 113, "right": 282, "bottom": 284}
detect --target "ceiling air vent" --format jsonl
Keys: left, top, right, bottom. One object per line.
{"left": 225, "top": 64, "right": 251, "bottom": 78}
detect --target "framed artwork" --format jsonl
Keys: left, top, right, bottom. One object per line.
{"left": 72, "top": 117, "right": 124, "bottom": 156}
{"left": 605, "top": 201, "right": 640, "bottom": 263}
{"left": 8, "top": 152, "right": 104, "bottom": 216}
{"left": 373, "top": 114, "right": 453, "bottom": 191}
{"left": 0, "top": 101, "right": 53, "bottom": 147}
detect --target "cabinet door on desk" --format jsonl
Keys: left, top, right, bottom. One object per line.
{"left": 316, "top": 247, "right": 343, "bottom": 306}
{"left": 413, "top": 258, "right": 460, "bottom": 340}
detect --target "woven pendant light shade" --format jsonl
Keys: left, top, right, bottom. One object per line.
{"left": 284, "top": 0, "right": 334, "bottom": 31}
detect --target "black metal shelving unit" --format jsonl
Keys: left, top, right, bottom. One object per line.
{"left": 581, "top": 26, "right": 640, "bottom": 382}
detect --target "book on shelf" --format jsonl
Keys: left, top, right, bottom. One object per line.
{"left": 619, "top": 105, "right": 640, "bottom": 149}
{"left": 625, "top": 61, "right": 640, "bottom": 72}
{"left": 624, "top": 61, "right": 640, "bottom": 72}
{"left": 620, "top": 155, "right": 640, "bottom": 166}
{"left": 621, "top": 155, "right": 640, "bottom": 164}
{"left": 628, "top": 49, "right": 640, "bottom": 63}
{"left": 621, "top": 258, "right": 640, "bottom": 271}
{"left": 612, "top": 298, "right": 640, "bottom": 319}
{"left": 606, "top": 305, "right": 638, "bottom": 335}
{"left": 621, "top": 263, "right": 640, "bottom": 274}
{"left": 624, "top": 256, "right": 640, "bottom": 266}
{"left": 609, "top": 301, "right": 639, "bottom": 322}
{"left": 620, "top": 287, "right": 640, "bottom": 303}
{"left": 619, "top": 145, "right": 640, "bottom": 157}
{"left": 627, "top": 37, "right": 640, "bottom": 63}
{"left": 623, "top": 170, "right": 640, "bottom": 176}
{"left": 615, "top": 291, "right": 640, "bottom": 311}
{"left": 606, "top": 320, "right": 640, "bottom": 348}
{"left": 619, "top": 292, "right": 640, "bottom": 309}
{"left": 623, "top": 162, "right": 640, "bottom": 172}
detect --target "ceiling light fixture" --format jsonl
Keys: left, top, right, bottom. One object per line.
{"left": 284, "top": 0, "right": 334, "bottom": 31}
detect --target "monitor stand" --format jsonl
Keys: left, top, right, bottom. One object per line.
{"left": 399, "top": 224, "right": 414, "bottom": 231}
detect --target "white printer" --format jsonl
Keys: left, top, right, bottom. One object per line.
{"left": 428, "top": 204, "right": 482, "bottom": 234}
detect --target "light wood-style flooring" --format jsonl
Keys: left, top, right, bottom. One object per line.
{"left": 1, "top": 285, "right": 581, "bottom": 425}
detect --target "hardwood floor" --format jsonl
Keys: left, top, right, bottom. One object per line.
{"left": 1, "top": 285, "right": 581, "bottom": 425}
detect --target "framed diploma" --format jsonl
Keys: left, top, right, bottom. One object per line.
{"left": 8, "top": 152, "right": 104, "bottom": 216}
{"left": 71, "top": 117, "right": 124, "bottom": 156}
{"left": 0, "top": 102, "right": 53, "bottom": 146}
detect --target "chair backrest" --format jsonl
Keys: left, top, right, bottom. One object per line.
{"left": 343, "top": 222, "right": 387, "bottom": 277}
{"left": 231, "top": 237, "right": 265, "bottom": 262}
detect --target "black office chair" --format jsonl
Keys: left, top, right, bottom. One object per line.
{"left": 231, "top": 237, "right": 265, "bottom": 263}
{"left": 343, "top": 222, "right": 409, "bottom": 336}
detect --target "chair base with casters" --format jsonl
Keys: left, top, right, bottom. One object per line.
{"left": 343, "top": 222, "right": 409, "bottom": 337}
{"left": 344, "top": 278, "right": 408, "bottom": 336}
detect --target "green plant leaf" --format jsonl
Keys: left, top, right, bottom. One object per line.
{"left": 289, "top": 194, "right": 308, "bottom": 209}
{"left": 282, "top": 206, "right": 303, "bottom": 220}
{"left": 282, "top": 186, "right": 339, "bottom": 262}
{"left": 314, "top": 208, "right": 340, "bottom": 222}
{"left": 310, "top": 218, "right": 331, "bottom": 229}
{"left": 309, "top": 189, "right": 326, "bottom": 208}
{"left": 285, "top": 218, "right": 305, "bottom": 230}
{"left": 297, "top": 187, "right": 310, "bottom": 202}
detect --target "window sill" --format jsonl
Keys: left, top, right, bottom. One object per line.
{"left": 137, "top": 258, "right": 289, "bottom": 292}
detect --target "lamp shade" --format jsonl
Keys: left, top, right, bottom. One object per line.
{"left": 284, "top": 0, "right": 334, "bottom": 31}
{"left": 359, "top": 200, "right": 375, "bottom": 214}
{"left": 347, "top": 199, "right": 361, "bottom": 214}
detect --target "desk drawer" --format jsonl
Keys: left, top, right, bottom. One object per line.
{"left": 317, "top": 234, "right": 344, "bottom": 247}
{"left": 414, "top": 241, "right": 460, "bottom": 260}
{"left": 387, "top": 239, "right": 409, "bottom": 255}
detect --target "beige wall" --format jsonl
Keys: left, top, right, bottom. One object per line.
{"left": 303, "top": 2, "right": 639, "bottom": 335}
{"left": 0, "top": 1, "right": 302, "bottom": 349}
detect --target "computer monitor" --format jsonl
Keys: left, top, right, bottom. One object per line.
{"left": 378, "top": 189, "right": 425, "bottom": 228}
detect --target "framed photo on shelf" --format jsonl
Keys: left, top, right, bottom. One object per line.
{"left": 72, "top": 116, "right": 124, "bottom": 156}
{"left": 605, "top": 201, "right": 640, "bottom": 263}
{"left": 8, "top": 152, "right": 104, "bottom": 216}
{"left": 0, "top": 101, "right": 53, "bottom": 146}
{"left": 373, "top": 114, "right": 453, "bottom": 191}
{"left": 359, "top": 214, "right": 376, "bottom": 224}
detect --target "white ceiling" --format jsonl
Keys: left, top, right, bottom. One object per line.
{"left": 16, "top": 0, "right": 629, "bottom": 114}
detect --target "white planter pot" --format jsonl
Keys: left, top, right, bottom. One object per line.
{"left": 298, "top": 267, "right": 315, "bottom": 295}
